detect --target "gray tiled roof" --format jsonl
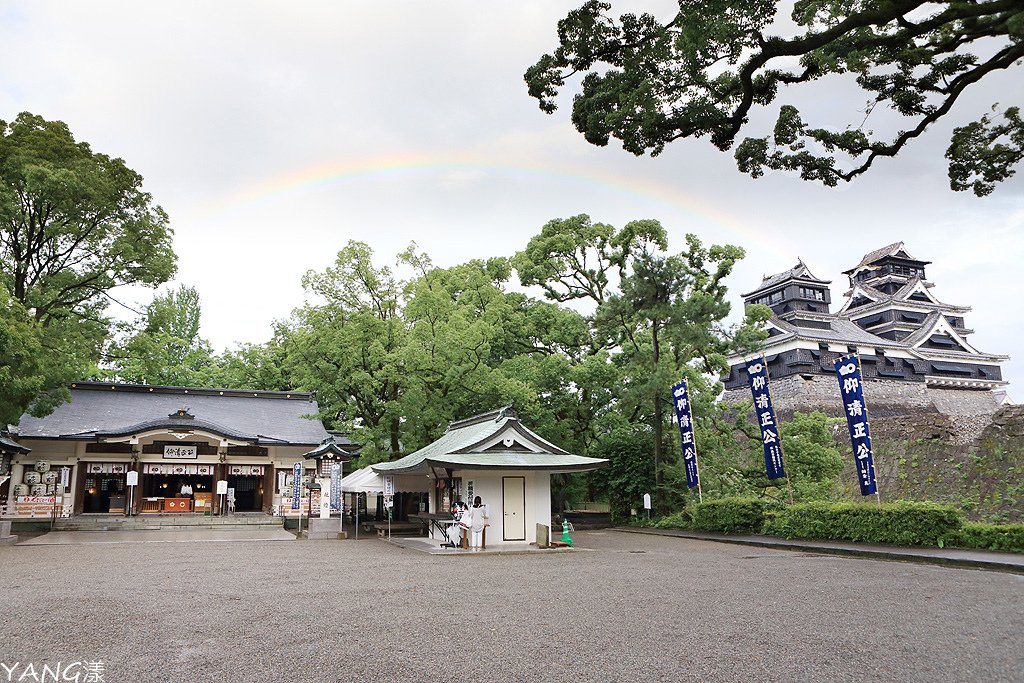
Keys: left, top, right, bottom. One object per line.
{"left": 844, "top": 242, "right": 931, "bottom": 273}
{"left": 373, "top": 406, "right": 606, "bottom": 474}
{"left": 772, "top": 317, "right": 893, "bottom": 346}
{"left": 900, "top": 311, "right": 946, "bottom": 347}
{"left": 743, "top": 260, "right": 830, "bottom": 297}
{"left": 303, "top": 435, "right": 357, "bottom": 459}
{"left": 890, "top": 279, "right": 966, "bottom": 311}
{"left": 14, "top": 382, "right": 329, "bottom": 446}
{"left": 0, "top": 433, "right": 30, "bottom": 454}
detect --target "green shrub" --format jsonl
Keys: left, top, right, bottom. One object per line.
{"left": 630, "top": 515, "right": 659, "bottom": 528}
{"left": 764, "top": 500, "right": 962, "bottom": 546}
{"left": 950, "top": 522, "right": 1024, "bottom": 554}
{"left": 690, "top": 497, "right": 777, "bottom": 534}
{"left": 654, "top": 511, "right": 692, "bottom": 529}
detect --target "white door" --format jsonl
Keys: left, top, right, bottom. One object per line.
{"left": 502, "top": 476, "right": 526, "bottom": 541}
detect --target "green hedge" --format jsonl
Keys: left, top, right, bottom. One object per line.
{"left": 689, "top": 497, "right": 777, "bottom": 534}
{"left": 951, "top": 522, "right": 1024, "bottom": 554}
{"left": 648, "top": 500, "right": 1023, "bottom": 553}
{"left": 763, "top": 501, "right": 962, "bottom": 546}
{"left": 654, "top": 511, "right": 692, "bottom": 530}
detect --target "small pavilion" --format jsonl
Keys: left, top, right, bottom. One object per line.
{"left": 372, "top": 406, "right": 607, "bottom": 546}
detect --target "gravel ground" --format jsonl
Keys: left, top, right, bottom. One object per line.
{"left": 1, "top": 530, "right": 1021, "bottom": 683}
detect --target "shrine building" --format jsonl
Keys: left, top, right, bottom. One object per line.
{"left": 1, "top": 382, "right": 344, "bottom": 519}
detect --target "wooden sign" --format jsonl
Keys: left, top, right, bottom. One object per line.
{"left": 163, "top": 445, "right": 198, "bottom": 459}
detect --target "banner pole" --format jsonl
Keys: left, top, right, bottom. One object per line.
{"left": 762, "top": 354, "right": 794, "bottom": 505}
{"left": 837, "top": 352, "right": 881, "bottom": 504}
{"left": 856, "top": 351, "right": 883, "bottom": 507}
{"left": 671, "top": 378, "right": 702, "bottom": 505}
{"left": 689, "top": 379, "right": 704, "bottom": 505}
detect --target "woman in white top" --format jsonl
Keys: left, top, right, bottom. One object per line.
{"left": 468, "top": 496, "right": 488, "bottom": 550}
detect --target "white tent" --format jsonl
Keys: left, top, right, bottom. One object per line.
{"left": 339, "top": 466, "right": 385, "bottom": 494}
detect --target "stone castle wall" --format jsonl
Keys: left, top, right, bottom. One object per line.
{"left": 722, "top": 375, "right": 1003, "bottom": 444}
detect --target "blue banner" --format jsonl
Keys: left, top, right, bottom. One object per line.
{"left": 745, "top": 357, "right": 786, "bottom": 480}
{"left": 835, "top": 355, "right": 878, "bottom": 496}
{"left": 670, "top": 379, "right": 700, "bottom": 489}
{"left": 291, "top": 462, "right": 302, "bottom": 510}
{"left": 330, "top": 463, "right": 341, "bottom": 512}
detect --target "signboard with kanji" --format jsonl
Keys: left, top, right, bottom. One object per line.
{"left": 163, "top": 445, "right": 198, "bottom": 459}
{"left": 291, "top": 462, "right": 302, "bottom": 510}
{"left": 746, "top": 357, "right": 786, "bottom": 480}
{"left": 835, "top": 355, "right": 878, "bottom": 496}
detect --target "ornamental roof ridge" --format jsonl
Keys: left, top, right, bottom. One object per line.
{"left": 843, "top": 242, "right": 932, "bottom": 275}
{"left": 891, "top": 278, "right": 969, "bottom": 312}
{"left": 0, "top": 433, "right": 30, "bottom": 454}
{"left": 778, "top": 309, "right": 834, "bottom": 321}
{"left": 94, "top": 416, "right": 257, "bottom": 442}
{"left": 445, "top": 404, "right": 516, "bottom": 432}
{"left": 68, "top": 381, "right": 314, "bottom": 401}
{"left": 901, "top": 311, "right": 990, "bottom": 356}
{"left": 842, "top": 281, "right": 887, "bottom": 301}
{"left": 742, "top": 258, "right": 831, "bottom": 298}
{"left": 302, "top": 435, "right": 357, "bottom": 460}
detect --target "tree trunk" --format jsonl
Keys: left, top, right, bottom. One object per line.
{"left": 652, "top": 320, "right": 664, "bottom": 509}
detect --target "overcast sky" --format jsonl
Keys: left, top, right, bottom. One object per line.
{"left": 2, "top": 1, "right": 1020, "bottom": 398}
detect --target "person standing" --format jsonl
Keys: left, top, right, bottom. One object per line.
{"left": 468, "top": 496, "right": 488, "bottom": 550}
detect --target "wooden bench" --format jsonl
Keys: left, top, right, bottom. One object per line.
{"left": 373, "top": 521, "right": 424, "bottom": 538}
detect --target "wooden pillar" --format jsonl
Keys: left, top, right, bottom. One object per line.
{"left": 262, "top": 465, "right": 274, "bottom": 515}
{"left": 213, "top": 463, "right": 224, "bottom": 516}
{"left": 129, "top": 453, "right": 141, "bottom": 516}
{"left": 73, "top": 462, "right": 86, "bottom": 516}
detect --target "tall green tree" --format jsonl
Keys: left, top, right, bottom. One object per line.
{"left": 288, "top": 241, "right": 406, "bottom": 462}
{"left": 515, "top": 215, "right": 768, "bottom": 510}
{"left": 199, "top": 336, "right": 295, "bottom": 391}
{"left": 0, "top": 292, "right": 44, "bottom": 426}
{"left": 398, "top": 252, "right": 535, "bottom": 450}
{"left": 106, "top": 285, "right": 214, "bottom": 385}
{"left": 601, "top": 236, "right": 755, "bottom": 507}
{"left": 526, "top": 1, "right": 1024, "bottom": 194}
{"left": 0, "top": 112, "right": 175, "bottom": 419}
{"left": 780, "top": 411, "right": 845, "bottom": 501}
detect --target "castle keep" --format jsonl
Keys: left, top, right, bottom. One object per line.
{"left": 723, "top": 243, "right": 1008, "bottom": 420}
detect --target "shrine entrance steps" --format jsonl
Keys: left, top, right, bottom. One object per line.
{"left": 50, "top": 512, "right": 282, "bottom": 532}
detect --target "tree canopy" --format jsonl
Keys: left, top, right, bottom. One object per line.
{"left": 514, "top": 214, "right": 769, "bottom": 509}
{"left": 105, "top": 285, "right": 215, "bottom": 386}
{"left": 525, "top": 1, "right": 1024, "bottom": 195}
{"left": 0, "top": 112, "right": 176, "bottom": 422}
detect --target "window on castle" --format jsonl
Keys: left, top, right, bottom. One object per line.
{"left": 798, "top": 287, "right": 824, "bottom": 300}
{"left": 889, "top": 264, "right": 919, "bottom": 277}
{"left": 755, "top": 290, "right": 784, "bottom": 306}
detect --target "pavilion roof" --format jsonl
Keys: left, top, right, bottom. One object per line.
{"left": 372, "top": 406, "right": 606, "bottom": 475}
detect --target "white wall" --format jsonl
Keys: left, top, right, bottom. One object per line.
{"left": 456, "top": 470, "right": 551, "bottom": 545}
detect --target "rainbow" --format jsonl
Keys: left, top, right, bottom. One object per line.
{"left": 200, "top": 151, "right": 796, "bottom": 260}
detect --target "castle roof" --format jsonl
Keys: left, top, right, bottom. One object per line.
{"left": 743, "top": 259, "right": 830, "bottom": 298}
{"left": 843, "top": 241, "right": 931, "bottom": 274}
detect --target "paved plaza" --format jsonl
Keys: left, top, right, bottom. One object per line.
{"left": 1, "top": 530, "right": 1021, "bottom": 682}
